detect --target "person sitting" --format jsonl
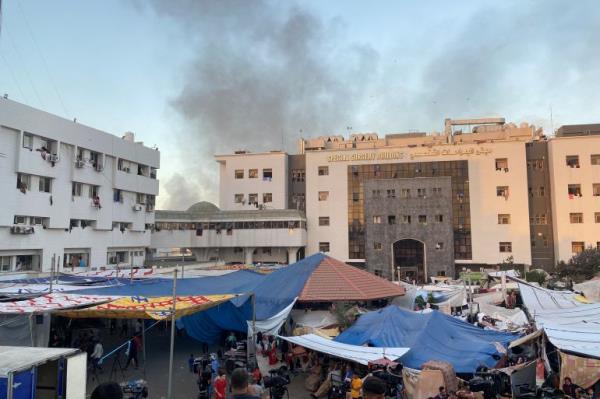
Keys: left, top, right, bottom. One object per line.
{"left": 230, "top": 368, "right": 260, "bottom": 399}
{"left": 90, "top": 382, "right": 123, "bottom": 399}
{"left": 362, "top": 376, "right": 387, "bottom": 399}
{"left": 563, "top": 377, "right": 577, "bottom": 397}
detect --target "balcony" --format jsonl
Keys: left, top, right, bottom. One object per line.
{"left": 10, "top": 225, "right": 35, "bottom": 235}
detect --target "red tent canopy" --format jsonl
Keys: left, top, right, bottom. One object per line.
{"left": 298, "top": 256, "right": 405, "bottom": 301}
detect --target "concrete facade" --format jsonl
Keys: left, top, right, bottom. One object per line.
{"left": 0, "top": 99, "right": 159, "bottom": 272}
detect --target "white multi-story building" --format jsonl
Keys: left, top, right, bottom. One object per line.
{"left": 213, "top": 117, "right": 600, "bottom": 280}
{"left": 0, "top": 99, "right": 160, "bottom": 273}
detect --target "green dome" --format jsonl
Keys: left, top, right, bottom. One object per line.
{"left": 186, "top": 201, "right": 220, "bottom": 214}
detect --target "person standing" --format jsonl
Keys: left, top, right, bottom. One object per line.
{"left": 91, "top": 338, "right": 104, "bottom": 370}
{"left": 362, "top": 376, "right": 387, "bottom": 399}
{"left": 125, "top": 335, "right": 139, "bottom": 369}
{"left": 230, "top": 368, "right": 260, "bottom": 399}
{"left": 214, "top": 369, "right": 227, "bottom": 399}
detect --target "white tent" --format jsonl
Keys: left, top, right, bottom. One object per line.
{"left": 278, "top": 333, "right": 409, "bottom": 365}
{"left": 517, "top": 279, "right": 600, "bottom": 358}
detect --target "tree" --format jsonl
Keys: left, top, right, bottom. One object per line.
{"left": 557, "top": 247, "right": 600, "bottom": 282}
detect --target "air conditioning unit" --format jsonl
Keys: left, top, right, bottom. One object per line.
{"left": 504, "top": 167, "right": 509, "bottom": 172}
{"left": 95, "top": 163, "right": 104, "bottom": 172}
{"left": 10, "top": 225, "right": 34, "bottom": 234}
{"left": 75, "top": 159, "right": 85, "bottom": 168}
{"left": 47, "top": 154, "right": 59, "bottom": 162}
{"left": 132, "top": 204, "right": 143, "bottom": 211}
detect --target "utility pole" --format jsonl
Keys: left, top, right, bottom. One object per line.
{"left": 167, "top": 269, "right": 178, "bottom": 399}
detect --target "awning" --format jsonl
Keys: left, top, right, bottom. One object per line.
{"left": 0, "top": 293, "right": 116, "bottom": 314}
{"left": 509, "top": 329, "right": 543, "bottom": 348}
{"left": 60, "top": 294, "right": 236, "bottom": 320}
{"left": 278, "top": 333, "right": 409, "bottom": 365}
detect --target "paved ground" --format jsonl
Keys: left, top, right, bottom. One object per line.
{"left": 86, "top": 324, "right": 311, "bottom": 398}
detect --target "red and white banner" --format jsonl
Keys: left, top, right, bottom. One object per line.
{"left": 0, "top": 293, "right": 117, "bottom": 314}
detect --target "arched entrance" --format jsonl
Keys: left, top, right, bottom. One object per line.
{"left": 393, "top": 239, "right": 426, "bottom": 283}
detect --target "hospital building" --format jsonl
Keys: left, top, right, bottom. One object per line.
{"left": 177, "top": 117, "right": 600, "bottom": 281}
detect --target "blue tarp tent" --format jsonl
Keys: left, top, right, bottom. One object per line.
{"left": 179, "top": 253, "right": 324, "bottom": 343}
{"left": 70, "top": 253, "right": 326, "bottom": 343}
{"left": 335, "top": 306, "right": 519, "bottom": 373}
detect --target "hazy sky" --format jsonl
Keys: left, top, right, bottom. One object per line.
{"left": 1, "top": 1, "right": 599, "bottom": 209}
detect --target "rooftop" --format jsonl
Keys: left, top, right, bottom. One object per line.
{"left": 156, "top": 202, "right": 306, "bottom": 221}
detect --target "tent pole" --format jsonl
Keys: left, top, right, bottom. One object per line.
{"left": 249, "top": 292, "right": 256, "bottom": 365}
{"left": 167, "top": 269, "right": 178, "bottom": 399}
{"left": 142, "top": 320, "right": 147, "bottom": 378}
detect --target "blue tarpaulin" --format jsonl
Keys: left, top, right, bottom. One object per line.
{"left": 69, "top": 254, "right": 326, "bottom": 343}
{"left": 335, "top": 306, "right": 519, "bottom": 373}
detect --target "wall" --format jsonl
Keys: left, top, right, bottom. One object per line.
{"left": 0, "top": 99, "right": 159, "bottom": 272}
{"left": 216, "top": 152, "right": 288, "bottom": 211}
{"left": 548, "top": 136, "right": 600, "bottom": 262}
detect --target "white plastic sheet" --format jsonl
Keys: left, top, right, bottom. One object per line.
{"left": 278, "top": 333, "right": 409, "bottom": 365}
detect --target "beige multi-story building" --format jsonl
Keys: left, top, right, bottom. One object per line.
{"left": 206, "top": 117, "right": 600, "bottom": 280}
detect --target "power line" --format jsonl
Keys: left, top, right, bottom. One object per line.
{"left": 0, "top": 51, "right": 29, "bottom": 102}
{"left": 17, "top": 0, "right": 70, "bottom": 117}
{"left": 5, "top": 27, "right": 45, "bottom": 108}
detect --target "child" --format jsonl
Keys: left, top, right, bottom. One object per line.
{"left": 214, "top": 369, "right": 227, "bottom": 399}
{"left": 350, "top": 374, "right": 363, "bottom": 399}
{"left": 188, "top": 354, "right": 195, "bottom": 373}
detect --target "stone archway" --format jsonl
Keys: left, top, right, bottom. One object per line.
{"left": 393, "top": 239, "right": 426, "bottom": 283}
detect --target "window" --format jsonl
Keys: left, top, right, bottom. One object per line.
{"left": 591, "top": 154, "right": 600, "bottom": 165}
{"left": 372, "top": 189, "right": 381, "bottom": 198}
{"left": 401, "top": 188, "right": 411, "bottom": 198}
{"left": 388, "top": 215, "right": 396, "bottom": 225}
{"left": 16, "top": 173, "right": 31, "bottom": 191}
{"left": 499, "top": 242, "right": 512, "bottom": 253}
{"left": 235, "top": 169, "right": 244, "bottom": 179}
{"left": 292, "top": 193, "right": 305, "bottom": 208}
{"left": 89, "top": 185, "right": 99, "bottom": 198}
{"left": 417, "top": 188, "right": 426, "bottom": 198}
{"left": 249, "top": 169, "right": 258, "bottom": 178}
{"left": 372, "top": 216, "right": 382, "bottom": 224}
{"left": 136, "top": 193, "right": 146, "bottom": 204}
{"left": 319, "top": 242, "right": 330, "bottom": 252}
{"left": 0, "top": 256, "right": 10, "bottom": 272}
{"left": 262, "top": 193, "right": 272, "bottom": 203}
{"left": 248, "top": 193, "right": 258, "bottom": 204}
{"left": 434, "top": 214, "right": 443, "bottom": 223}
{"left": 593, "top": 184, "right": 600, "bottom": 197}
{"left": 38, "top": 177, "right": 51, "bottom": 193}
{"left": 31, "top": 217, "right": 43, "bottom": 225}
{"left": 318, "top": 191, "right": 329, "bottom": 201}
{"left": 234, "top": 194, "right": 244, "bottom": 203}
{"left": 262, "top": 168, "right": 272, "bottom": 180}
{"left": 318, "top": 166, "right": 329, "bottom": 176}
{"left": 72, "top": 182, "right": 82, "bottom": 197}
{"left": 538, "top": 186, "right": 545, "bottom": 197}
{"left": 566, "top": 155, "right": 580, "bottom": 168}
{"left": 572, "top": 241, "right": 585, "bottom": 254}
{"left": 498, "top": 214, "right": 511, "bottom": 225}
{"left": 402, "top": 215, "right": 411, "bottom": 224}
{"left": 374, "top": 242, "right": 382, "bottom": 250}
{"left": 14, "top": 215, "right": 27, "bottom": 224}
{"left": 113, "top": 189, "right": 123, "bottom": 203}
{"left": 432, "top": 187, "right": 442, "bottom": 196}
{"left": 495, "top": 158, "right": 508, "bottom": 171}
{"left": 319, "top": 217, "right": 330, "bottom": 226}
{"left": 595, "top": 212, "right": 600, "bottom": 223}
{"left": 387, "top": 189, "right": 396, "bottom": 198}
{"left": 435, "top": 242, "right": 444, "bottom": 250}
{"left": 418, "top": 215, "right": 427, "bottom": 224}
{"left": 291, "top": 169, "right": 305, "bottom": 182}
{"left": 496, "top": 186, "right": 509, "bottom": 197}
{"left": 531, "top": 213, "right": 547, "bottom": 225}
{"left": 528, "top": 159, "right": 544, "bottom": 170}
{"left": 352, "top": 192, "right": 360, "bottom": 202}
{"left": 568, "top": 184, "right": 582, "bottom": 197}
{"left": 570, "top": 213, "right": 584, "bottom": 223}
{"left": 23, "top": 133, "right": 33, "bottom": 149}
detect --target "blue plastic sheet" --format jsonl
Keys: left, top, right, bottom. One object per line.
{"left": 335, "top": 306, "right": 519, "bottom": 373}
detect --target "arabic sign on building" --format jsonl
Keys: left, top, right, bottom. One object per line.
{"left": 326, "top": 147, "right": 492, "bottom": 162}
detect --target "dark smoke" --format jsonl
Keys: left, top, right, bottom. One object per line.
{"left": 139, "top": 1, "right": 600, "bottom": 209}
{"left": 139, "top": 0, "right": 378, "bottom": 209}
